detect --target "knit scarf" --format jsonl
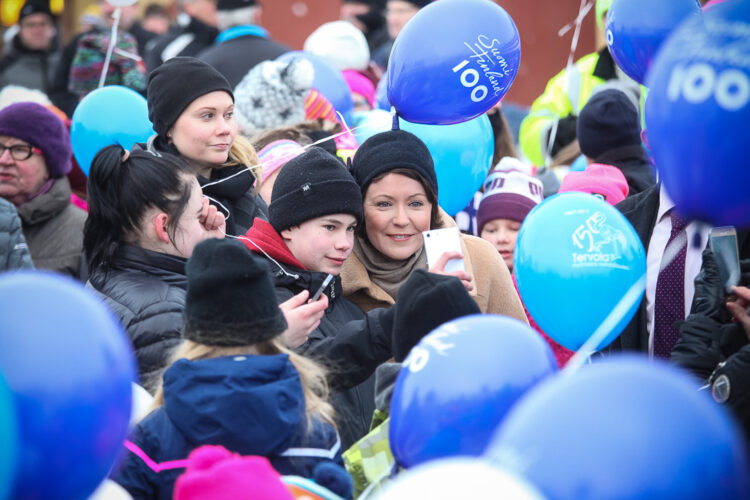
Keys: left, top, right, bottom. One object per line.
{"left": 352, "top": 234, "right": 427, "bottom": 301}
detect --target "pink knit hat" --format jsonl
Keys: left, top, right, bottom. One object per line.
{"left": 558, "top": 163, "right": 629, "bottom": 206}
{"left": 342, "top": 70, "right": 375, "bottom": 109}
{"left": 258, "top": 140, "right": 306, "bottom": 185}
{"left": 173, "top": 445, "right": 293, "bottom": 500}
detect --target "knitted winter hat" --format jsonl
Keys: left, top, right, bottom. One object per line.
{"left": 577, "top": 88, "right": 641, "bottom": 162}
{"left": 234, "top": 58, "right": 313, "bottom": 138}
{"left": 392, "top": 269, "right": 480, "bottom": 362}
{"left": 184, "top": 238, "right": 288, "bottom": 346}
{"left": 258, "top": 140, "right": 306, "bottom": 185}
{"left": 351, "top": 129, "right": 437, "bottom": 194}
{"left": 174, "top": 445, "right": 293, "bottom": 500}
{"left": 303, "top": 21, "right": 371, "bottom": 71}
{"left": 217, "top": 0, "right": 257, "bottom": 11}
{"left": 269, "top": 146, "right": 363, "bottom": 232}
{"left": 343, "top": 70, "right": 375, "bottom": 108}
{"left": 399, "top": 0, "right": 432, "bottom": 8}
{"left": 0, "top": 102, "right": 71, "bottom": 179}
{"left": 18, "top": 0, "right": 53, "bottom": 23}
{"left": 558, "top": 162, "right": 630, "bottom": 206}
{"left": 476, "top": 169, "right": 543, "bottom": 233}
{"left": 304, "top": 89, "right": 338, "bottom": 123}
{"left": 148, "top": 57, "right": 234, "bottom": 139}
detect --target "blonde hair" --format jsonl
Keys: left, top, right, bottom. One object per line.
{"left": 150, "top": 338, "right": 335, "bottom": 429}
{"left": 221, "top": 134, "right": 261, "bottom": 183}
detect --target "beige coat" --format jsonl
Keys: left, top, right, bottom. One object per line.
{"left": 341, "top": 216, "right": 528, "bottom": 323}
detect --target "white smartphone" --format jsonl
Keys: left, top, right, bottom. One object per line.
{"left": 710, "top": 226, "right": 740, "bottom": 296}
{"left": 423, "top": 227, "right": 465, "bottom": 273}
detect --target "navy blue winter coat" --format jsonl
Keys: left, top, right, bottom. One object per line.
{"left": 112, "top": 354, "right": 343, "bottom": 500}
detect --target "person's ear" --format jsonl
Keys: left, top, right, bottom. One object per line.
{"left": 280, "top": 227, "right": 294, "bottom": 243}
{"left": 153, "top": 213, "right": 171, "bottom": 244}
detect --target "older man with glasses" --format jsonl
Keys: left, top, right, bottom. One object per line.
{"left": 0, "top": 101, "right": 86, "bottom": 280}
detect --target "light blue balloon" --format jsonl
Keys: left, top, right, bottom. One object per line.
{"left": 606, "top": 0, "right": 701, "bottom": 85}
{"left": 401, "top": 114, "right": 494, "bottom": 216}
{"left": 0, "top": 372, "right": 17, "bottom": 500}
{"left": 351, "top": 109, "right": 393, "bottom": 145}
{"left": 70, "top": 85, "right": 155, "bottom": 176}
{"left": 514, "top": 192, "right": 646, "bottom": 351}
{"left": 390, "top": 314, "right": 557, "bottom": 469}
{"left": 570, "top": 154, "right": 587, "bottom": 172}
{"left": 487, "top": 355, "right": 750, "bottom": 500}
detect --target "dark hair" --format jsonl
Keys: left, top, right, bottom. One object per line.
{"left": 84, "top": 145, "right": 195, "bottom": 272}
{"left": 144, "top": 3, "right": 169, "bottom": 18}
{"left": 358, "top": 167, "right": 442, "bottom": 239}
{"left": 250, "top": 126, "right": 313, "bottom": 151}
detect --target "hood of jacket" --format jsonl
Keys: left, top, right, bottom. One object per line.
{"left": 162, "top": 353, "right": 306, "bottom": 456}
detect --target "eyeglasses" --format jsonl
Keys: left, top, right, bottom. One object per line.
{"left": 0, "top": 143, "right": 43, "bottom": 161}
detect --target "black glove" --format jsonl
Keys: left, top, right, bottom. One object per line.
{"left": 692, "top": 247, "right": 728, "bottom": 322}
{"left": 547, "top": 115, "right": 578, "bottom": 158}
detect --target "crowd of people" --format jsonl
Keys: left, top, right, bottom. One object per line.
{"left": 1, "top": 0, "right": 749, "bottom": 498}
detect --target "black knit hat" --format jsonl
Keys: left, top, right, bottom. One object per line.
{"left": 577, "top": 88, "right": 641, "bottom": 162}
{"left": 147, "top": 57, "right": 234, "bottom": 139}
{"left": 217, "top": 0, "right": 257, "bottom": 11}
{"left": 391, "top": 269, "right": 480, "bottom": 362}
{"left": 351, "top": 129, "right": 437, "bottom": 195}
{"left": 19, "top": 0, "right": 53, "bottom": 23}
{"left": 269, "top": 147, "right": 364, "bottom": 232}
{"left": 183, "top": 238, "right": 288, "bottom": 346}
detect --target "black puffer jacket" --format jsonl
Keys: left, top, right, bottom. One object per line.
{"left": 0, "top": 198, "right": 33, "bottom": 271}
{"left": 87, "top": 245, "right": 187, "bottom": 394}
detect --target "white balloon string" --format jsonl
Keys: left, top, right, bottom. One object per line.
{"left": 99, "top": 7, "right": 121, "bottom": 89}
{"left": 563, "top": 272, "right": 647, "bottom": 375}
{"left": 220, "top": 230, "right": 300, "bottom": 280}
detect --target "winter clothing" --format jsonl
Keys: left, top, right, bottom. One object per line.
{"left": 303, "top": 21, "right": 371, "bottom": 71}
{"left": 0, "top": 102, "right": 72, "bottom": 179}
{"left": 184, "top": 238, "right": 287, "bottom": 346}
{"left": 243, "top": 218, "right": 393, "bottom": 449}
{"left": 87, "top": 245, "right": 187, "bottom": 394}
{"left": 15, "top": 176, "right": 86, "bottom": 279}
{"left": 173, "top": 446, "right": 293, "bottom": 500}
{"left": 476, "top": 169, "right": 543, "bottom": 234}
{"left": 558, "top": 163, "right": 629, "bottom": 206}
{"left": 269, "top": 147, "right": 363, "bottom": 233}
{"left": 144, "top": 17, "right": 218, "bottom": 72}
{"left": 519, "top": 48, "right": 639, "bottom": 166}
{"left": 0, "top": 198, "right": 33, "bottom": 271}
{"left": 0, "top": 32, "right": 61, "bottom": 94}
{"left": 233, "top": 58, "right": 313, "bottom": 138}
{"left": 18, "top": 0, "right": 53, "bottom": 22}
{"left": 343, "top": 70, "right": 376, "bottom": 108}
{"left": 112, "top": 354, "right": 347, "bottom": 500}
{"left": 196, "top": 26, "right": 289, "bottom": 89}
{"left": 218, "top": 0, "right": 257, "bottom": 9}
{"left": 304, "top": 89, "right": 338, "bottom": 123}
{"left": 257, "top": 140, "right": 306, "bottom": 185}
{"left": 147, "top": 57, "right": 234, "bottom": 139}
{"left": 351, "top": 130, "right": 438, "bottom": 195}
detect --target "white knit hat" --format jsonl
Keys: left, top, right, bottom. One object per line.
{"left": 303, "top": 21, "right": 371, "bottom": 71}
{"left": 233, "top": 58, "right": 314, "bottom": 138}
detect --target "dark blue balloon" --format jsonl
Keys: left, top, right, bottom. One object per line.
{"left": 645, "top": 1, "right": 750, "bottom": 226}
{"left": 605, "top": 0, "right": 701, "bottom": 85}
{"left": 514, "top": 193, "right": 646, "bottom": 351}
{"left": 486, "top": 356, "right": 750, "bottom": 500}
{"left": 389, "top": 315, "right": 557, "bottom": 469}
{"left": 277, "top": 51, "right": 354, "bottom": 125}
{"left": 387, "top": 0, "right": 520, "bottom": 124}
{"left": 0, "top": 272, "right": 136, "bottom": 500}
{"left": 70, "top": 85, "right": 155, "bottom": 176}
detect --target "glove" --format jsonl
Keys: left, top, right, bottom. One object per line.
{"left": 692, "top": 247, "right": 728, "bottom": 322}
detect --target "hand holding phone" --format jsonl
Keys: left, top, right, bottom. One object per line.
{"left": 710, "top": 226, "right": 740, "bottom": 298}
{"left": 423, "top": 227, "right": 465, "bottom": 273}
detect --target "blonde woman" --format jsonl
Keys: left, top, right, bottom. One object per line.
{"left": 112, "top": 238, "right": 350, "bottom": 500}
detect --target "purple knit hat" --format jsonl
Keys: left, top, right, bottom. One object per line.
{"left": 476, "top": 169, "right": 543, "bottom": 234}
{"left": 0, "top": 102, "right": 72, "bottom": 179}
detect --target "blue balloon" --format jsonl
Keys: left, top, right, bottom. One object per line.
{"left": 351, "top": 109, "right": 393, "bottom": 145}
{"left": 515, "top": 193, "right": 646, "bottom": 352}
{"left": 570, "top": 154, "right": 587, "bottom": 172}
{"left": 401, "top": 114, "right": 493, "bottom": 216}
{"left": 0, "top": 272, "right": 136, "bottom": 500}
{"left": 645, "top": 1, "right": 750, "bottom": 226}
{"left": 387, "top": 0, "right": 521, "bottom": 124}
{"left": 70, "top": 85, "right": 155, "bottom": 176}
{"left": 605, "top": 0, "right": 701, "bottom": 85}
{"left": 389, "top": 315, "right": 557, "bottom": 469}
{"left": 375, "top": 74, "right": 390, "bottom": 111}
{"left": 0, "top": 372, "right": 17, "bottom": 500}
{"left": 486, "top": 356, "right": 750, "bottom": 499}
{"left": 277, "top": 51, "right": 354, "bottom": 124}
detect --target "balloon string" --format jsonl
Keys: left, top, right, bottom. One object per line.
{"left": 99, "top": 7, "right": 121, "bottom": 89}
{"left": 563, "top": 272, "right": 647, "bottom": 375}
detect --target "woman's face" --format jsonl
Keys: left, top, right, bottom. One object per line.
{"left": 480, "top": 218, "right": 521, "bottom": 271}
{"left": 171, "top": 176, "right": 212, "bottom": 258}
{"left": 363, "top": 172, "right": 432, "bottom": 261}
{"left": 0, "top": 136, "right": 49, "bottom": 206}
{"left": 169, "top": 91, "right": 238, "bottom": 169}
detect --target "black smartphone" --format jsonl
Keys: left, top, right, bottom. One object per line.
{"left": 311, "top": 274, "right": 334, "bottom": 302}
{"left": 710, "top": 226, "right": 740, "bottom": 297}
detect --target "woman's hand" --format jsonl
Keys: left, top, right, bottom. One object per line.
{"left": 279, "top": 290, "right": 329, "bottom": 348}
{"left": 428, "top": 251, "right": 474, "bottom": 292}
{"left": 726, "top": 286, "right": 750, "bottom": 341}
{"left": 200, "top": 197, "right": 226, "bottom": 238}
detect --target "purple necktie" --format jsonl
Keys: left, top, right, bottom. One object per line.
{"left": 653, "top": 210, "right": 689, "bottom": 359}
